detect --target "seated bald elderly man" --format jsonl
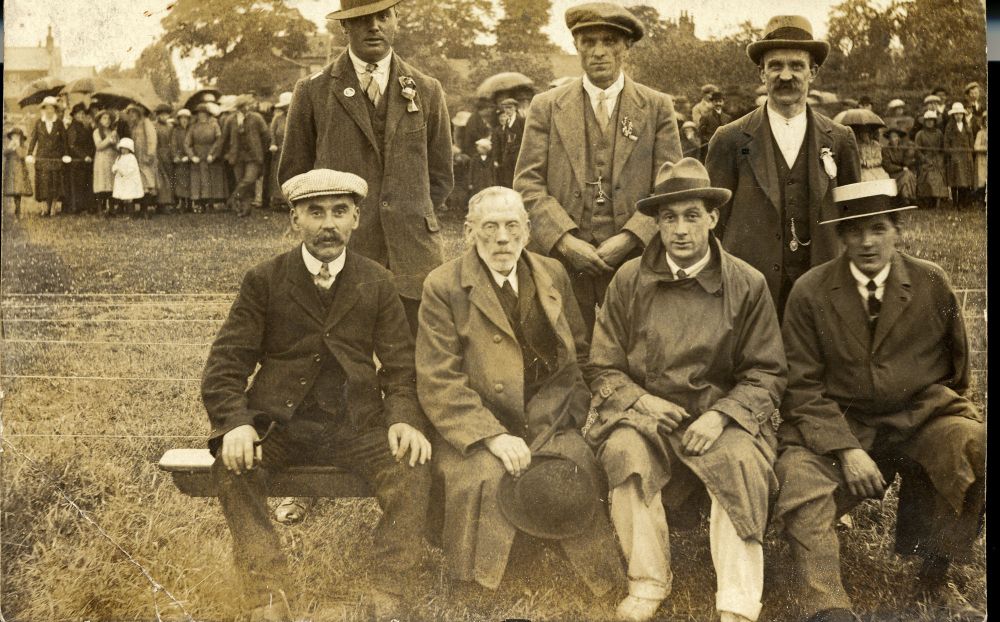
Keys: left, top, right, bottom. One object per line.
{"left": 201, "top": 169, "right": 431, "bottom": 622}
{"left": 773, "top": 180, "right": 985, "bottom": 622}
{"left": 416, "top": 186, "right": 624, "bottom": 596}
{"left": 586, "top": 158, "right": 787, "bottom": 622}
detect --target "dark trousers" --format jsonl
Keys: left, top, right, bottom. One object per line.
{"left": 213, "top": 417, "right": 431, "bottom": 602}
{"left": 231, "top": 161, "right": 262, "bottom": 214}
{"left": 401, "top": 296, "right": 420, "bottom": 338}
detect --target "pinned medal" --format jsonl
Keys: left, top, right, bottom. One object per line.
{"left": 344, "top": 87, "right": 356, "bottom": 97}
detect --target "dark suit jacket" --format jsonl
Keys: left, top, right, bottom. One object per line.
{"left": 705, "top": 105, "right": 861, "bottom": 302}
{"left": 202, "top": 247, "right": 422, "bottom": 452}
{"left": 492, "top": 114, "right": 525, "bottom": 187}
{"left": 278, "top": 51, "right": 454, "bottom": 299}
{"left": 222, "top": 110, "right": 271, "bottom": 165}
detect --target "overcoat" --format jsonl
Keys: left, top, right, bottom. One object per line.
{"left": 92, "top": 127, "right": 119, "bottom": 194}
{"left": 65, "top": 119, "right": 95, "bottom": 213}
{"left": 881, "top": 143, "right": 917, "bottom": 200}
{"left": 513, "top": 75, "right": 682, "bottom": 254}
{"left": 130, "top": 117, "right": 158, "bottom": 193}
{"left": 943, "top": 120, "right": 975, "bottom": 189}
{"left": 913, "top": 128, "right": 948, "bottom": 199}
{"left": 27, "top": 118, "right": 69, "bottom": 201}
{"left": 185, "top": 119, "right": 227, "bottom": 201}
{"left": 169, "top": 124, "right": 191, "bottom": 199}
{"left": 416, "top": 249, "right": 623, "bottom": 595}
{"left": 278, "top": 51, "right": 454, "bottom": 300}
{"left": 491, "top": 114, "right": 525, "bottom": 188}
{"left": 704, "top": 105, "right": 861, "bottom": 303}
{"left": 154, "top": 120, "right": 175, "bottom": 204}
{"left": 202, "top": 247, "right": 422, "bottom": 454}
{"left": 111, "top": 153, "right": 144, "bottom": 201}
{"left": 3, "top": 138, "right": 32, "bottom": 197}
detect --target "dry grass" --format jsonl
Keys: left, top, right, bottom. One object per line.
{"left": 0, "top": 203, "right": 986, "bottom": 621}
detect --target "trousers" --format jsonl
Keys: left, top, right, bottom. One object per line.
{"left": 231, "top": 161, "right": 262, "bottom": 214}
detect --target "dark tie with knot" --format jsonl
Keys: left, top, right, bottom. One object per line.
{"left": 676, "top": 269, "right": 688, "bottom": 280}
{"left": 867, "top": 279, "right": 881, "bottom": 325}
{"left": 497, "top": 278, "right": 519, "bottom": 323}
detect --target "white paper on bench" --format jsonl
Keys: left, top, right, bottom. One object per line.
{"left": 159, "top": 448, "right": 215, "bottom": 471}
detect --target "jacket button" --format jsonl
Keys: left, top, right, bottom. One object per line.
{"left": 775, "top": 233, "right": 781, "bottom": 240}
{"left": 325, "top": 331, "right": 331, "bottom": 337}
{"left": 381, "top": 201, "right": 389, "bottom": 207}
{"left": 573, "top": 190, "right": 581, "bottom": 197}
{"left": 772, "top": 264, "right": 780, "bottom": 272}
{"left": 314, "top": 354, "right": 322, "bottom": 362}
{"left": 494, "top": 383, "right": 504, "bottom": 393}
{"left": 285, "top": 399, "right": 294, "bottom": 408}
{"left": 493, "top": 334, "right": 502, "bottom": 343}
{"left": 299, "top": 377, "right": 307, "bottom": 385}
{"left": 600, "top": 386, "right": 612, "bottom": 398}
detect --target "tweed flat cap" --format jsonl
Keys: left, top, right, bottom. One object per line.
{"left": 282, "top": 169, "right": 368, "bottom": 203}
{"left": 565, "top": 2, "right": 644, "bottom": 42}
{"left": 499, "top": 98, "right": 519, "bottom": 107}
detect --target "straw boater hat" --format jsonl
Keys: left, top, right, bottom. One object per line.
{"left": 565, "top": 2, "right": 645, "bottom": 43}
{"left": 497, "top": 452, "right": 599, "bottom": 540}
{"left": 326, "top": 0, "right": 403, "bottom": 20}
{"left": 274, "top": 92, "right": 293, "bottom": 109}
{"left": 281, "top": 169, "right": 368, "bottom": 204}
{"left": 117, "top": 138, "right": 135, "bottom": 152}
{"left": 821, "top": 179, "right": 916, "bottom": 225}
{"left": 948, "top": 102, "right": 968, "bottom": 116}
{"left": 886, "top": 98, "right": 905, "bottom": 110}
{"left": 746, "top": 15, "right": 830, "bottom": 66}
{"left": 636, "top": 158, "right": 732, "bottom": 216}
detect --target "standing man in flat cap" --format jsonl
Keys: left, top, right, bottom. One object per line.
{"left": 491, "top": 98, "right": 525, "bottom": 189}
{"left": 705, "top": 15, "right": 861, "bottom": 316}
{"left": 223, "top": 94, "right": 271, "bottom": 218}
{"left": 514, "top": 1, "right": 682, "bottom": 332}
{"left": 691, "top": 83, "right": 720, "bottom": 128}
{"left": 202, "top": 168, "right": 431, "bottom": 622}
{"left": 279, "top": 0, "right": 454, "bottom": 334}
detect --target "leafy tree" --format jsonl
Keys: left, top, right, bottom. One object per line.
{"left": 392, "top": 0, "right": 494, "bottom": 60}
{"left": 135, "top": 42, "right": 181, "bottom": 104}
{"left": 470, "top": 0, "right": 558, "bottom": 90}
{"left": 161, "top": 0, "right": 315, "bottom": 95}
{"left": 891, "top": 0, "right": 986, "bottom": 91}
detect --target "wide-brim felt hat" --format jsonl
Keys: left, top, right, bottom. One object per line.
{"left": 746, "top": 15, "right": 830, "bottom": 66}
{"left": 5, "top": 126, "right": 27, "bottom": 139}
{"left": 883, "top": 127, "right": 908, "bottom": 138}
{"left": 565, "top": 2, "right": 645, "bottom": 43}
{"left": 497, "top": 452, "right": 599, "bottom": 540}
{"left": 821, "top": 179, "right": 916, "bottom": 225}
{"left": 636, "top": 157, "right": 732, "bottom": 216}
{"left": 326, "top": 0, "right": 403, "bottom": 20}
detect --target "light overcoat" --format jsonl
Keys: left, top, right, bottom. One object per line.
{"left": 278, "top": 51, "right": 454, "bottom": 300}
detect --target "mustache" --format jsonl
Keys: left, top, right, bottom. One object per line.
{"left": 315, "top": 231, "right": 345, "bottom": 243}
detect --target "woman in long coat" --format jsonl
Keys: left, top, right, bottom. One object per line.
{"left": 974, "top": 112, "right": 987, "bottom": 204}
{"left": 26, "top": 97, "right": 70, "bottom": 216}
{"left": 914, "top": 112, "right": 949, "bottom": 209}
{"left": 124, "top": 105, "right": 158, "bottom": 207}
{"left": 267, "top": 93, "right": 290, "bottom": 210}
{"left": 4, "top": 126, "right": 33, "bottom": 218}
{"left": 184, "top": 104, "right": 227, "bottom": 211}
{"left": 171, "top": 109, "right": 193, "bottom": 212}
{"left": 92, "top": 110, "right": 120, "bottom": 215}
{"left": 66, "top": 103, "right": 96, "bottom": 214}
{"left": 881, "top": 128, "right": 917, "bottom": 201}
{"left": 943, "top": 103, "right": 976, "bottom": 209}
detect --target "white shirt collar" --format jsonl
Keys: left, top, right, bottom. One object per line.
{"left": 582, "top": 72, "right": 625, "bottom": 117}
{"left": 849, "top": 260, "right": 891, "bottom": 301}
{"left": 766, "top": 104, "right": 808, "bottom": 168}
{"left": 666, "top": 248, "right": 711, "bottom": 280}
{"left": 478, "top": 249, "right": 521, "bottom": 295}
{"left": 348, "top": 47, "right": 392, "bottom": 93}
{"left": 301, "top": 244, "right": 346, "bottom": 281}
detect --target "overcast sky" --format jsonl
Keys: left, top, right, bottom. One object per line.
{"left": 3, "top": 0, "right": 865, "bottom": 89}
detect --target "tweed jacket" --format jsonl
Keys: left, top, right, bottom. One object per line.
{"left": 705, "top": 105, "right": 861, "bottom": 302}
{"left": 278, "top": 51, "right": 454, "bottom": 300}
{"left": 513, "top": 75, "right": 682, "bottom": 254}
{"left": 202, "top": 247, "right": 422, "bottom": 453}
{"left": 221, "top": 110, "right": 271, "bottom": 165}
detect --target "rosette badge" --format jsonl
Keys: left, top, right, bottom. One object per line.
{"left": 399, "top": 76, "right": 419, "bottom": 112}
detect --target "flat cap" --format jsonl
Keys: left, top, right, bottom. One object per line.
{"left": 964, "top": 81, "right": 981, "bottom": 93}
{"left": 701, "top": 83, "right": 720, "bottom": 95}
{"left": 282, "top": 169, "right": 368, "bottom": 204}
{"left": 565, "top": 2, "right": 644, "bottom": 42}
{"left": 499, "top": 98, "right": 519, "bottom": 107}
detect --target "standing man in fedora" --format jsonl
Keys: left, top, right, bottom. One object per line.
{"left": 513, "top": 2, "right": 682, "bottom": 332}
{"left": 772, "top": 180, "right": 984, "bottom": 621}
{"left": 416, "top": 186, "right": 623, "bottom": 597}
{"left": 279, "top": 0, "right": 454, "bottom": 334}
{"left": 705, "top": 15, "right": 861, "bottom": 316}
{"left": 586, "top": 158, "right": 786, "bottom": 622}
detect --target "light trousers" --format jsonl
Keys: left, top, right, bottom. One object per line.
{"left": 610, "top": 476, "right": 763, "bottom": 621}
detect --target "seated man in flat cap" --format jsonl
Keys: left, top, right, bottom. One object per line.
{"left": 773, "top": 180, "right": 985, "bottom": 622}
{"left": 416, "top": 186, "right": 623, "bottom": 597}
{"left": 514, "top": 1, "right": 682, "bottom": 332}
{"left": 586, "top": 158, "right": 786, "bottom": 622}
{"left": 201, "top": 168, "right": 431, "bottom": 621}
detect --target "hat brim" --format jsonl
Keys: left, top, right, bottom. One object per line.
{"left": 636, "top": 187, "right": 732, "bottom": 217}
{"left": 569, "top": 21, "right": 643, "bottom": 42}
{"left": 747, "top": 39, "right": 830, "bottom": 66}
{"left": 819, "top": 204, "right": 917, "bottom": 225}
{"left": 288, "top": 189, "right": 365, "bottom": 203}
{"left": 497, "top": 454, "right": 598, "bottom": 540}
{"left": 326, "top": 0, "right": 402, "bottom": 20}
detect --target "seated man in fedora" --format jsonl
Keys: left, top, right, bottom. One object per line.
{"left": 586, "top": 158, "right": 786, "bottom": 622}
{"left": 202, "top": 168, "right": 431, "bottom": 622}
{"left": 773, "top": 179, "right": 985, "bottom": 622}
{"left": 415, "top": 186, "right": 623, "bottom": 597}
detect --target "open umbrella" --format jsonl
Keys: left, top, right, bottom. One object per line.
{"left": 91, "top": 87, "right": 158, "bottom": 114}
{"left": 61, "top": 76, "right": 113, "bottom": 95}
{"left": 834, "top": 108, "right": 885, "bottom": 128}
{"left": 183, "top": 88, "right": 222, "bottom": 112}
{"left": 18, "top": 76, "right": 67, "bottom": 107}
{"left": 475, "top": 72, "right": 534, "bottom": 101}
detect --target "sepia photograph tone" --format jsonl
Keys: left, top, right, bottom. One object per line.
{"left": 1, "top": 0, "right": 987, "bottom": 620}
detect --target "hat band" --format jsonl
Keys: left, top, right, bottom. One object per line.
{"left": 765, "top": 26, "right": 814, "bottom": 42}
{"left": 655, "top": 177, "right": 711, "bottom": 195}
{"left": 836, "top": 195, "right": 896, "bottom": 218}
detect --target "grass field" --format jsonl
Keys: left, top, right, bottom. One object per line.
{"left": 0, "top": 202, "right": 986, "bottom": 622}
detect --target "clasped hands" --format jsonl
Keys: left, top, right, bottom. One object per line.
{"left": 632, "top": 394, "right": 729, "bottom": 456}
{"left": 555, "top": 231, "right": 636, "bottom": 276}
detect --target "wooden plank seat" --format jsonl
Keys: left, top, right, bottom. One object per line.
{"left": 158, "top": 448, "right": 372, "bottom": 498}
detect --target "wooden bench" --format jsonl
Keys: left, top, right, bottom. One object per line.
{"left": 158, "top": 448, "right": 372, "bottom": 497}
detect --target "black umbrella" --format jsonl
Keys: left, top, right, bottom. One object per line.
{"left": 91, "top": 87, "right": 158, "bottom": 114}
{"left": 475, "top": 73, "right": 534, "bottom": 101}
{"left": 18, "top": 76, "right": 67, "bottom": 107}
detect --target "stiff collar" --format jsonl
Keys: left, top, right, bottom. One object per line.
{"left": 348, "top": 47, "right": 392, "bottom": 76}
{"left": 665, "top": 247, "right": 711, "bottom": 280}
{"left": 849, "top": 260, "right": 891, "bottom": 289}
{"left": 301, "top": 244, "right": 346, "bottom": 280}
{"left": 641, "top": 235, "right": 723, "bottom": 294}
{"left": 476, "top": 247, "right": 523, "bottom": 294}
{"left": 582, "top": 72, "right": 625, "bottom": 106}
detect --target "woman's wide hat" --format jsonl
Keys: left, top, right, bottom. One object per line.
{"left": 746, "top": 15, "right": 830, "bottom": 66}
{"left": 326, "top": 0, "right": 403, "bottom": 20}
{"left": 820, "top": 179, "right": 916, "bottom": 225}
{"left": 636, "top": 157, "right": 732, "bottom": 216}
{"left": 497, "top": 452, "right": 600, "bottom": 540}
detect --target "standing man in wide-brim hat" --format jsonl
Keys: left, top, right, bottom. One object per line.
{"left": 705, "top": 15, "right": 861, "bottom": 317}
{"left": 772, "top": 179, "right": 984, "bottom": 622}
{"left": 513, "top": 1, "right": 683, "bottom": 332}
{"left": 586, "top": 157, "right": 786, "bottom": 622}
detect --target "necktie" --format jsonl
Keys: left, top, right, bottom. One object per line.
{"left": 362, "top": 63, "right": 381, "bottom": 106}
{"left": 315, "top": 262, "right": 333, "bottom": 289}
{"left": 498, "top": 278, "right": 519, "bottom": 320}
{"left": 676, "top": 269, "right": 688, "bottom": 280}
{"left": 866, "top": 279, "right": 881, "bottom": 321}
{"left": 596, "top": 91, "right": 610, "bottom": 132}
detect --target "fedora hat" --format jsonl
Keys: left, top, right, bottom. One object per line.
{"left": 326, "top": 0, "right": 403, "bottom": 20}
{"left": 497, "top": 452, "right": 599, "bottom": 540}
{"left": 821, "top": 179, "right": 916, "bottom": 225}
{"left": 746, "top": 15, "right": 830, "bottom": 66}
{"left": 636, "top": 157, "right": 732, "bottom": 216}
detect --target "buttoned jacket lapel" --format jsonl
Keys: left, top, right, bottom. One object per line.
{"left": 383, "top": 56, "right": 408, "bottom": 148}
{"left": 827, "top": 255, "right": 872, "bottom": 350}
{"left": 285, "top": 248, "right": 327, "bottom": 327}
{"left": 328, "top": 52, "right": 381, "bottom": 158}
{"left": 808, "top": 107, "right": 834, "bottom": 221}
{"left": 552, "top": 80, "right": 588, "bottom": 193}
{"left": 523, "top": 253, "right": 569, "bottom": 357}
{"left": 461, "top": 250, "right": 517, "bottom": 339}
{"left": 741, "top": 106, "right": 781, "bottom": 215}
{"left": 871, "top": 253, "right": 912, "bottom": 352}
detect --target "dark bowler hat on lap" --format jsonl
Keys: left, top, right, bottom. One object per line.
{"left": 746, "top": 15, "right": 830, "bottom": 66}
{"left": 326, "top": 0, "right": 403, "bottom": 20}
{"left": 636, "top": 157, "right": 732, "bottom": 216}
{"left": 497, "top": 453, "right": 599, "bottom": 540}
{"left": 565, "top": 2, "right": 645, "bottom": 42}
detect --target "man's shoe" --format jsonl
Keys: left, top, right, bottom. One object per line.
{"left": 805, "top": 608, "right": 856, "bottom": 622}
{"left": 370, "top": 587, "right": 404, "bottom": 621}
{"left": 615, "top": 595, "right": 662, "bottom": 622}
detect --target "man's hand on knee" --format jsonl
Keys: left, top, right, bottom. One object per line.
{"left": 484, "top": 433, "right": 532, "bottom": 477}
{"left": 633, "top": 394, "right": 690, "bottom": 433}
{"left": 681, "top": 410, "right": 729, "bottom": 456}
{"left": 837, "top": 448, "right": 887, "bottom": 499}
{"left": 387, "top": 423, "right": 432, "bottom": 467}
{"left": 221, "top": 424, "right": 261, "bottom": 475}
